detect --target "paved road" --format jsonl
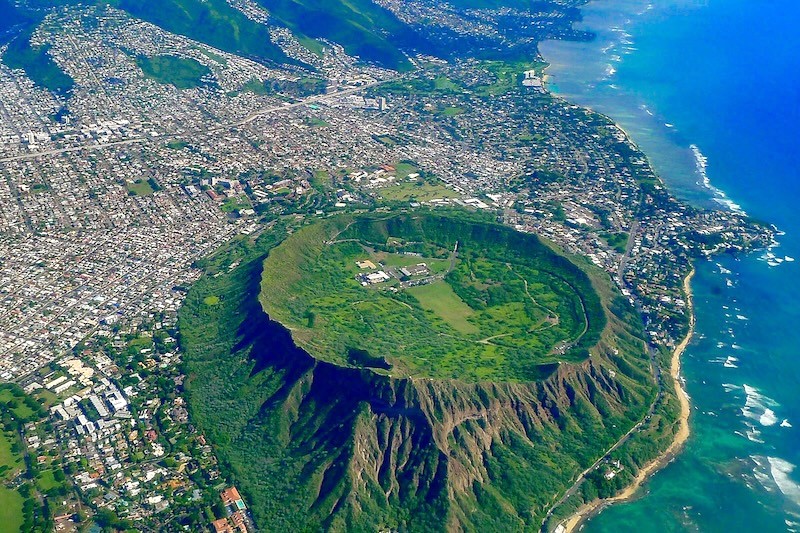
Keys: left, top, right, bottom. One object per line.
{"left": 540, "top": 219, "right": 666, "bottom": 531}
{"left": 0, "top": 83, "right": 380, "bottom": 164}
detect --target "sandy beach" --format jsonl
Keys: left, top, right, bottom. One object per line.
{"left": 558, "top": 269, "right": 696, "bottom": 532}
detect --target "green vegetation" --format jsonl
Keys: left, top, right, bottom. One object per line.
{"left": 253, "top": 0, "right": 414, "bottom": 71}
{"left": 36, "top": 469, "right": 66, "bottom": 493}
{"left": 167, "top": 140, "right": 190, "bottom": 150}
{"left": 433, "top": 76, "right": 460, "bottom": 91}
{"left": 477, "top": 60, "right": 545, "bottom": 96}
{"left": 600, "top": 231, "right": 629, "bottom": 254}
{"left": 2, "top": 33, "right": 73, "bottom": 94}
{"left": 0, "top": 487, "right": 24, "bottom": 533}
{"left": 376, "top": 76, "right": 466, "bottom": 97}
{"left": 241, "top": 78, "right": 270, "bottom": 95}
{"left": 0, "top": 384, "right": 50, "bottom": 532}
{"left": 304, "top": 116, "right": 329, "bottom": 128}
{"left": 179, "top": 212, "right": 656, "bottom": 532}
{"left": 296, "top": 34, "right": 324, "bottom": 57}
{"left": 220, "top": 196, "right": 251, "bottom": 213}
{"left": 241, "top": 76, "right": 326, "bottom": 97}
{"left": 406, "top": 282, "right": 477, "bottom": 334}
{"left": 440, "top": 106, "right": 464, "bottom": 116}
{"left": 115, "top": 0, "right": 291, "bottom": 66}
{"left": 126, "top": 178, "right": 155, "bottom": 196}
{"left": 194, "top": 46, "right": 227, "bottom": 65}
{"left": 136, "top": 54, "right": 211, "bottom": 89}
{"left": 259, "top": 213, "right": 605, "bottom": 381}
{"left": 378, "top": 181, "right": 460, "bottom": 203}
{"left": 0, "top": 427, "right": 23, "bottom": 481}
{"left": 393, "top": 161, "right": 419, "bottom": 178}
{"left": 203, "top": 295, "right": 221, "bottom": 306}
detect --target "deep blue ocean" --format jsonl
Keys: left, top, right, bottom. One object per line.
{"left": 540, "top": 0, "right": 800, "bottom": 530}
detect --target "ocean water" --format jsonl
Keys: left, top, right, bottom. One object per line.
{"left": 540, "top": 0, "right": 800, "bottom": 530}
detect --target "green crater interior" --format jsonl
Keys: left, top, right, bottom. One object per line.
{"left": 259, "top": 213, "right": 606, "bottom": 382}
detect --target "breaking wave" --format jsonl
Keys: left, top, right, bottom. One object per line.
{"left": 690, "top": 144, "right": 746, "bottom": 214}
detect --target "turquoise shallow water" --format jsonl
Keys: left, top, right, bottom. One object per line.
{"left": 541, "top": 0, "right": 800, "bottom": 530}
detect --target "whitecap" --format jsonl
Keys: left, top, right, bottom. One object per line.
{"left": 752, "top": 455, "right": 776, "bottom": 490}
{"left": 782, "top": 419, "right": 793, "bottom": 428}
{"left": 736, "top": 315, "right": 748, "bottom": 321}
{"left": 768, "top": 457, "right": 800, "bottom": 505}
{"left": 761, "top": 408, "right": 779, "bottom": 426}
{"left": 724, "top": 356, "right": 739, "bottom": 368}
{"left": 722, "top": 383, "right": 739, "bottom": 393}
{"left": 745, "top": 425, "right": 765, "bottom": 444}
{"left": 742, "top": 384, "right": 781, "bottom": 427}
{"left": 786, "top": 256, "right": 795, "bottom": 262}
{"left": 691, "top": 144, "right": 747, "bottom": 215}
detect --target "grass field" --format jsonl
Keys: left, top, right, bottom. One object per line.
{"left": 407, "top": 281, "right": 477, "bottom": 334}
{"left": 0, "top": 430, "right": 22, "bottom": 481}
{"left": 2, "top": 35, "right": 73, "bottom": 94}
{"left": 373, "top": 251, "right": 448, "bottom": 272}
{"left": 32, "top": 389, "right": 58, "bottom": 408}
{"left": 136, "top": 54, "right": 211, "bottom": 89}
{"left": 36, "top": 469, "right": 64, "bottom": 492}
{"left": 126, "top": 179, "right": 155, "bottom": 196}
{"left": 433, "top": 76, "right": 461, "bottom": 92}
{"left": 393, "top": 162, "right": 419, "bottom": 179}
{"left": 379, "top": 182, "right": 460, "bottom": 202}
{"left": 0, "top": 486, "right": 23, "bottom": 533}
{"left": 440, "top": 106, "right": 464, "bottom": 116}
{"left": 0, "top": 390, "right": 35, "bottom": 420}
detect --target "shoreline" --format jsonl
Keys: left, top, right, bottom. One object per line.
{"left": 558, "top": 268, "right": 696, "bottom": 532}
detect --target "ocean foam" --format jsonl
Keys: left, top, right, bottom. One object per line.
{"left": 724, "top": 356, "right": 739, "bottom": 368}
{"left": 742, "top": 384, "right": 781, "bottom": 427}
{"left": 782, "top": 419, "right": 793, "bottom": 428}
{"left": 768, "top": 457, "right": 800, "bottom": 505}
{"left": 760, "top": 409, "right": 779, "bottom": 427}
{"left": 690, "top": 144, "right": 746, "bottom": 215}
{"left": 745, "top": 425, "right": 765, "bottom": 444}
{"left": 752, "top": 455, "right": 776, "bottom": 491}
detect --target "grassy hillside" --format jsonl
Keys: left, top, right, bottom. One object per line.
{"left": 255, "top": 0, "right": 416, "bottom": 71}
{"left": 180, "top": 211, "right": 659, "bottom": 531}
{"left": 114, "top": 0, "right": 293, "bottom": 66}
{"left": 2, "top": 32, "right": 74, "bottom": 94}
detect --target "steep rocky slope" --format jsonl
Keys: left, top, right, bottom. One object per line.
{"left": 180, "top": 219, "right": 655, "bottom": 531}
